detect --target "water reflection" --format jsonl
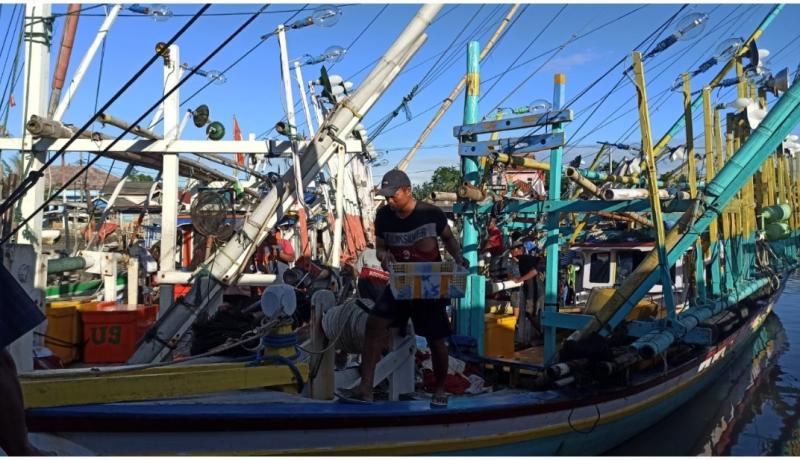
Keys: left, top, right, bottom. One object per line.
{"left": 610, "top": 272, "right": 800, "bottom": 456}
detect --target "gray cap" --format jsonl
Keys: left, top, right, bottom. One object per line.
{"left": 376, "top": 169, "right": 411, "bottom": 196}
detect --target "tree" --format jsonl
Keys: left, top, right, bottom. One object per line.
{"left": 129, "top": 169, "right": 154, "bottom": 182}
{"left": 1, "top": 153, "right": 24, "bottom": 178}
{"left": 413, "top": 165, "right": 461, "bottom": 200}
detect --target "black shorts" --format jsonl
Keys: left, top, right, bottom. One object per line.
{"left": 371, "top": 286, "right": 451, "bottom": 342}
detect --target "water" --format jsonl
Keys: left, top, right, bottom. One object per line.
{"left": 610, "top": 272, "right": 800, "bottom": 456}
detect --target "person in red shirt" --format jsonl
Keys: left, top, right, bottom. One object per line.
{"left": 337, "top": 170, "right": 467, "bottom": 408}
{"left": 254, "top": 227, "right": 295, "bottom": 276}
{"left": 481, "top": 217, "right": 505, "bottom": 257}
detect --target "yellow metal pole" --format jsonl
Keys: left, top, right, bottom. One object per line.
{"left": 683, "top": 73, "right": 697, "bottom": 198}
{"left": 714, "top": 107, "right": 731, "bottom": 241}
{"left": 632, "top": 51, "right": 676, "bottom": 315}
{"left": 702, "top": 88, "right": 719, "bottom": 251}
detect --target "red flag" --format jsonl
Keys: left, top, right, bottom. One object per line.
{"left": 8, "top": 94, "right": 15, "bottom": 108}
{"left": 233, "top": 116, "right": 244, "bottom": 166}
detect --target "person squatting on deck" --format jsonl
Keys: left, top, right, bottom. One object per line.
{"left": 0, "top": 263, "right": 48, "bottom": 456}
{"left": 510, "top": 241, "right": 544, "bottom": 346}
{"left": 337, "top": 170, "right": 468, "bottom": 408}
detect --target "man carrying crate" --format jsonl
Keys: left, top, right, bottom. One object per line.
{"left": 337, "top": 170, "right": 468, "bottom": 408}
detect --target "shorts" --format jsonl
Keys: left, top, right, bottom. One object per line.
{"left": 371, "top": 286, "right": 451, "bottom": 342}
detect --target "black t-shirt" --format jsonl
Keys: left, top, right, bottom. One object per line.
{"left": 374, "top": 201, "right": 447, "bottom": 262}
{"left": 517, "top": 254, "right": 539, "bottom": 277}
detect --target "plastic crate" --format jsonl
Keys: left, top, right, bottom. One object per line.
{"left": 388, "top": 261, "right": 468, "bottom": 300}
{"left": 44, "top": 299, "right": 98, "bottom": 364}
{"left": 82, "top": 304, "right": 158, "bottom": 363}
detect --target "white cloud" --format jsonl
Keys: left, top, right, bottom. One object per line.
{"left": 543, "top": 50, "right": 607, "bottom": 71}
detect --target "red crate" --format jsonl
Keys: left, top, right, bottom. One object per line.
{"left": 81, "top": 304, "right": 158, "bottom": 363}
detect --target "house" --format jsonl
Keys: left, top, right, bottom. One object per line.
{"left": 100, "top": 181, "right": 161, "bottom": 209}
{"left": 48, "top": 165, "right": 120, "bottom": 202}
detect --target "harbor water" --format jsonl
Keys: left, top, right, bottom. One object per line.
{"left": 610, "top": 271, "right": 800, "bottom": 455}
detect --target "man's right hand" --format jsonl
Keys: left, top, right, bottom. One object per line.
{"left": 381, "top": 251, "right": 396, "bottom": 271}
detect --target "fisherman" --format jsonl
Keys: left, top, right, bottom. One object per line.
{"left": 510, "top": 241, "right": 544, "bottom": 345}
{"left": 255, "top": 226, "right": 295, "bottom": 280}
{"left": 0, "top": 263, "right": 48, "bottom": 456}
{"left": 336, "top": 169, "right": 468, "bottom": 408}
{"left": 481, "top": 217, "right": 505, "bottom": 257}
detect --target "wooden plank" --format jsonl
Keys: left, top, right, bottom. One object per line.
{"left": 21, "top": 362, "right": 308, "bottom": 409}
{"left": 459, "top": 132, "right": 566, "bottom": 157}
{"left": 453, "top": 109, "right": 572, "bottom": 137}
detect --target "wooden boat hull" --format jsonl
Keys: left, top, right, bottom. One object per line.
{"left": 27, "top": 276, "right": 788, "bottom": 456}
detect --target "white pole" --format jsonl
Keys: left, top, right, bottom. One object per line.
{"left": 102, "top": 253, "right": 119, "bottom": 302}
{"left": 158, "top": 44, "right": 181, "bottom": 314}
{"left": 277, "top": 25, "right": 306, "bottom": 211}
{"left": 308, "top": 82, "right": 325, "bottom": 126}
{"left": 12, "top": 3, "right": 51, "bottom": 373}
{"left": 331, "top": 144, "right": 346, "bottom": 268}
{"left": 127, "top": 257, "right": 139, "bottom": 307}
{"left": 53, "top": 4, "right": 122, "bottom": 121}
{"left": 293, "top": 61, "right": 316, "bottom": 136}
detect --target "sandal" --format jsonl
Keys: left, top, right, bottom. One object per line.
{"left": 335, "top": 388, "right": 373, "bottom": 404}
{"left": 430, "top": 394, "right": 448, "bottom": 409}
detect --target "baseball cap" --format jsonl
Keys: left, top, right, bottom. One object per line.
{"left": 376, "top": 169, "right": 411, "bottom": 196}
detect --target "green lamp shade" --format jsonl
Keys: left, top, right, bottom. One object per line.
{"left": 206, "top": 121, "right": 225, "bottom": 140}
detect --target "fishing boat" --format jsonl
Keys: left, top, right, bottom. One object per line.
{"left": 0, "top": 3, "right": 799, "bottom": 456}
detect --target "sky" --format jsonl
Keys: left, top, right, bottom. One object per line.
{"left": 1, "top": 2, "right": 800, "bottom": 187}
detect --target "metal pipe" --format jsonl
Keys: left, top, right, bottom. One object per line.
{"left": 53, "top": 4, "right": 123, "bottom": 121}
{"left": 430, "top": 191, "right": 457, "bottom": 201}
{"left": 48, "top": 4, "right": 81, "bottom": 118}
{"left": 158, "top": 271, "right": 277, "bottom": 286}
{"left": 494, "top": 152, "right": 551, "bottom": 171}
{"left": 456, "top": 182, "right": 485, "bottom": 202}
{"left": 46, "top": 255, "right": 92, "bottom": 274}
{"left": 294, "top": 61, "right": 316, "bottom": 137}
{"left": 98, "top": 112, "right": 162, "bottom": 140}
{"left": 565, "top": 166, "right": 653, "bottom": 227}
{"left": 601, "top": 188, "right": 670, "bottom": 201}
{"left": 25, "top": 115, "right": 104, "bottom": 140}
{"left": 331, "top": 144, "right": 346, "bottom": 268}
{"left": 632, "top": 277, "right": 769, "bottom": 358}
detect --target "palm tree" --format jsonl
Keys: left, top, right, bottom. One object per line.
{"left": 1, "top": 153, "right": 25, "bottom": 178}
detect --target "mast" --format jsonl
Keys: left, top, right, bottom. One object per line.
{"left": 12, "top": 3, "right": 52, "bottom": 372}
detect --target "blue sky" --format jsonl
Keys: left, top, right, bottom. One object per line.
{"left": 1, "top": 3, "right": 799, "bottom": 186}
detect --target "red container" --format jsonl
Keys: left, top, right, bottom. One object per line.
{"left": 173, "top": 283, "right": 192, "bottom": 300}
{"left": 81, "top": 304, "right": 158, "bottom": 363}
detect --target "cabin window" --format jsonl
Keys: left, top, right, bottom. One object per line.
{"left": 616, "top": 251, "right": 647, "bottom": 281}
{"left": 589, "top": 252, "right": 611, "bottom": 284}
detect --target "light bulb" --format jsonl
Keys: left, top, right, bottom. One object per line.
{"left": 312, "top": 6, "right": 342, "bottom": 28}
{"left": 731, "top": 97, "right": 753, "bottom": 110}
{"left": 528, "top": 99, "right": 552, "bottom": 114}
{"left": 675, "top": 12, "right": 708, "bottom": 41}
{"left": 323, "top": 45, "right": 346, "bottom": 63}
{"left": 206, "top": 70, "right": 226, "bottom": 85}
{"left": 715, "top": 37, "right": 744, "bottom": 60}
{"left": 150, "top": 4, "right": 172, "bottom": 22}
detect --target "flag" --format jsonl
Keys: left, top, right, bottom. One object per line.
{"left": 233, "top": 116, "right": 244, "bottom": 166}
{"left": 8, "top": 94, "right": 15, "bottom": 108}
